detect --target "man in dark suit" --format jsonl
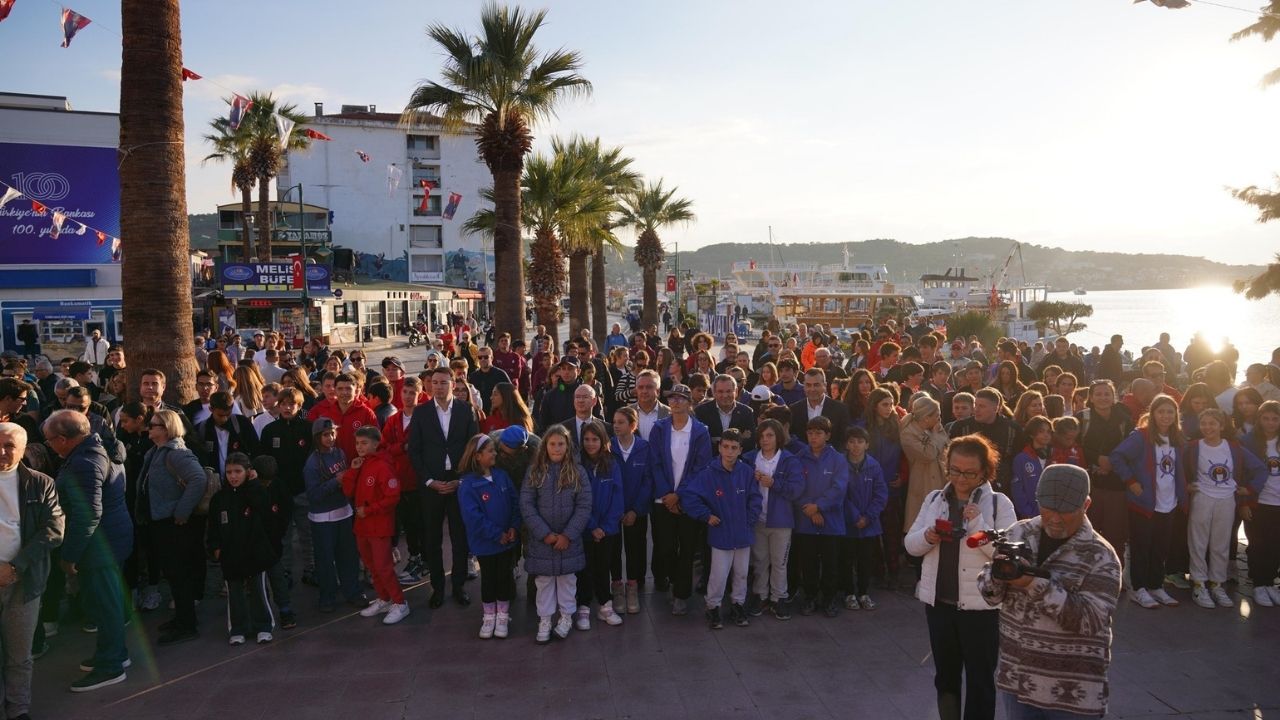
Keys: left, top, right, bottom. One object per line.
{"left": 787, "top": 367, "right": 851, "bottom": 449}
{"left": 191, "top": 391, "right": 259, "bottom": 477}
{"left": 694, "top": 374, "right": 757, "bottom": 453}
{"left": 408, "top": 366, "right": 479, "bottom": 608}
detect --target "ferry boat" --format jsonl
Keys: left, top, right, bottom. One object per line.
{"left": 918, "top": 267, "right": 984, "bottom": 312}
{"left": 729, "top": 244, "right": 896, "bottom": 315}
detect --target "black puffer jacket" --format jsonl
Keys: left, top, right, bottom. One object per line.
{"left": 206, "top": 480, "right": 282, "bottom": 580}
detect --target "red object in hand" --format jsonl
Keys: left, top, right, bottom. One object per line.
{"left": 966, "top": 530, "right": 994, "bottom": 549}
{"left": 935, "top": 517, "right": 954, "bottom": 536}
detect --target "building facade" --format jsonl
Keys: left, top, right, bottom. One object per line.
{"left": 0, "top": 93, "right": 122, "bottom": 357}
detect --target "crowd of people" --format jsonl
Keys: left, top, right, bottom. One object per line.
{"left": 0, "top": 318, "right": 1277, "bottom": 719}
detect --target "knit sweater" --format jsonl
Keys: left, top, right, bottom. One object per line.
{"left": 977, "top": 516, "right": 1122, "bottom": 716}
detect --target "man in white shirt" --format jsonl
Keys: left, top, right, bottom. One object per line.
{"left": 649, "top": 384, "right": 712, "bottom": 615}
{"left": 259, "top": 349, "right": 286, "bottom": 385}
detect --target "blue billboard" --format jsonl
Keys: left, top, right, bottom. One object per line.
{"left": 220, "top": 262, "right": 331, "bottom": 297}
{"left": 0, "top": 142, "right": 120, "bottom": 265}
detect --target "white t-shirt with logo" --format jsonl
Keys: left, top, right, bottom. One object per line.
{"left": 754, "top": 450, "right": 781, "bottom": 510}
{"left": 1196, "top": 440, "right": 1236, "bottom": 499}
{"left": 1154, "top": 438, "right": 1177, "bottom": 513}
{"left": 1259, "top": 437, "right": 1280, "bottom": 507}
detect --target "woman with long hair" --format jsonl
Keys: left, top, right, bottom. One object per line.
{"left": 574, "top": 420, "right": 625, "bottom": 629}
{"left": 233, "top": 364, "right": 265, "bottom": 418}
{"left": 989, "top": 360, "right": 1025, "bottom": 407}
{"left": 667, "top": 327, "right": 686, "bottom": 359}
{"left": 482, "top": 382, "right": 532, "bottom": 434}
{"left": 842, "top": 369, "right": 878, "bottom": 425}
{"left": 1232, "top": 387, "right": 1264, "bottom": 438}
{"left": 1179, "top": 382, "right": 1215, "bottom": 442}
{"left": 206, "top": 350, "right": 237, "bottom": 394}
{"left": 281, "top": 367, "right": 319, "bottom": 411}
{"left": 1011, "top": 390, "right": 1046, "bottom": 428}
{"left": 757, "top": 361, "right": 780, "bottom": 390}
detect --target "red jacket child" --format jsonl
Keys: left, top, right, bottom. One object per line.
{"left": 379, "top": 412, "right": 419, "bottom": 493}
{"left": 341, "top": 451, "right": 401, "bottom": 537}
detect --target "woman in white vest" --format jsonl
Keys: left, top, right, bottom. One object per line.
{"left": 905, "top": 433, "right": 1016, "bottom": 720}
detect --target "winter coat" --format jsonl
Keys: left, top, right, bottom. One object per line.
{"left": 649, "top": 416, "right": 714, "bottom": 499}
{"left": 206, "top": 480, "right": 282, "bottom": 580}
{"left": 583, "top": 460, "right": 624, "bottom": 538}
{"left": 519, "top": 462, "right": 593, "bottom": 576}
{"left": 458, "top": 468, "right": 521, "bottom": 557}
{"left": 1010, "top": 446, "right": 1049, "bottom": 520}
{"left": 57, "top": 434, "right": 132, "bottom": 568}
{"left": 905, "top": 482, "right": 1015, "bottom": 610}
{"left": 679, "top": 458, "right": 762, "bottom": 550}
{"left": 741, "top": 448, "right": 803, "bottom": 529}
{"left": 1110, "top": 430, "right": 1187, "bottom": 517}
{"left": 340, "top": 452, "right": 400, "bottom": 537}
{"left": 311, "top": 399, "right": 378, "bottom": 464}
{"left": 792, "top": 444, "right": 850, "bottom": 536}
{"left": 844, "top": 455, "right": 888, "bottom": 539}
{"left": 379, "top": 412, "right": 418, "bottom": 492}
{"left": 303, "top": 447, "right": 349, "bottom": 516}
{"left": 611, "top": 435, "right": 654, "bottom": 515}
{"left": 11, "top": 464, "right": 64, "bottom": 602}
{"left": 139, "top": 439, "right": 207, "bottom": 523}
{"left": 259, "top": 415, "right": 313, "bottom": 496}
{"left": 900, "top": 416, "right": 949, "bottom": 532}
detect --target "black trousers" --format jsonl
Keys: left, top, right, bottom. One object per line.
{"left": 477, "top": 550, "right": 515, "bottom": 603}
{"left": 577, "top": 534, "right": 620, "bottom": 606}
{"left": 1167, "top": 507, "right": 1190, "bottom": 575}
{"left": 650, "top": 504, "right": 701, "bottom": 600}
{"left": 924, "top": 603, "right": 999, "bottom": 720}
{"left": 422, "top": 487, "right": 469, "bottom": 592}
{"left": 153, "top": 519, "right": 203, "bottom": 631}
{"left": 792, "top": 533, "right": 839, "bottom": 603}
{"left": 839, "top": 536, "right": 879, "bottom": 597}
{"left": 1128, "top": 509, "right": 1174, "bottom": 591}
{"left": 397, "top": 489, "right": 425, "bottom": 558}
{"left": 611, "top": 514, "right": 649, "bottom": 585}
{"left": 1249, "top": 504, "right": 1280, "bottom": 587}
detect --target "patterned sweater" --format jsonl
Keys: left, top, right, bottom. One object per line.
{"left": 977, "top": 516, "right": 1121, "bottom": 716}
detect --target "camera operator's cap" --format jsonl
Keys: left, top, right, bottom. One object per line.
{"left": 750, "top": 384, "right": 774, "bottom": 402}
{"left": 311, "top": 418, "right": 336, "bottom": 436}
{"left": 499, "top": 425, "right": 529, "bottom": 449}
{"left": 664, "top": 383, "right": 692, "bottom": 401}
{"left": 1036, "top": 464, "right": 1091, "bottom": 513}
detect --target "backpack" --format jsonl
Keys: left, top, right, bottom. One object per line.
{"left": 164, "top": 448, "right": 221, "bottom": 515}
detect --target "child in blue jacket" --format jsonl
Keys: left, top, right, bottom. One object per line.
{"left": 741, "top": 418, "right": 803, "bottom": 620}
{"left": 610, "top": 407, "right": 653, "bottom": 615}
{"left": 1011, "top": 417, "right": 1053, "bottom": 520}
{"left": 791, "top": 416, "right": 850, "bottom": 618}
{"left": 842, "top": 426, "right": 887, "bottom": 611}
{"left": 575, "top": 420, "right": 625, "bottom": 629}
{"left": 680, "top": 428, "right": 763, "bottom": 629}
{"left": 458, "top": 433, "right": 521, "bottom": 639}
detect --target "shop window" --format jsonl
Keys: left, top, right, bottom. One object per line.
{"left": 332, "top": 301, "right": 357, "bottom": 324}
{"left": 387, "top": 300, "right": 406, "bottom": 334}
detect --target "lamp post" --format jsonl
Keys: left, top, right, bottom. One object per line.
{"left": 279, "top": 183, "right": 308, "bottom": 342}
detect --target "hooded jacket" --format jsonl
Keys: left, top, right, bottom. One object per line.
{"left": 57, "top": 434, "right": 132, "bottom": 568}
{"left": 679, "top": 457, "right": 762, "bottom": 550}
{"left": 519, "top": 462, "right": 593, "bottom": 576}
{"left": 458, "top": 467, "right": 521, "bottom": 557}
{"left": 303, "top": 446, "right": 349, "bottom": 516}
{"left": 741, "top": 448, "right": 803, "bottom": 529}
{"left": 1011, "top": 445, "right": 1050, "bottom": 520}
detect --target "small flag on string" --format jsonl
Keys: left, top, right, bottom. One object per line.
{"left": 274, "top": 113, "right": 296, "bottom": 150}
{"left": 60, "top": 7, "right": 91, "bottom": 48}
{"left": 0, "top": 186, "right": 21, "bottom": 208}
{"left": 443, "top": 192, "right": 462, "bottom": 220}
{"left": 181, "top": 67, "right": 202, "bottom": 81}
{"left": 303, "top": 128, "right": 332, "bottom": 141}
{"left": 418, "top": 179, "right": 436, "bottom": 212}
{"left": 355, "top": 150, "right": 370, "bottom": 163}
{"left": 31, "top": 200, "right": 46, "bottom": 215}
{"left": 110, "top": 236, "right": 121, "bottom": 262}
{"left": 0, "top": 0, "right": 15, "bottom": 23}
{"left": 96, "top": 230, "right": 106, "bottom": 245}
{"left": 50, "top": 211, "right": 66, "bottom": 239}
{"left": 387, "top": 164, "right": 403, "bottom": 197}
{"left": 228, "top": 94, "right": 252, "bottom": 131}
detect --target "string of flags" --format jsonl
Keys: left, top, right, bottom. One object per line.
{"left": 0, "top": 180, "right": 122, "bottom": 260}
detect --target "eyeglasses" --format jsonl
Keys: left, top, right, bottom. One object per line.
{"left": 946, "top": 466, "right": 983, "bottom": 481}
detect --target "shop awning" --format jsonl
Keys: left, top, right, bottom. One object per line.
{"left": 452, "top": 291, "right": 484, "bottom": 300}
{"left": 32, "top": 305, "right": 91, "bottom": 320}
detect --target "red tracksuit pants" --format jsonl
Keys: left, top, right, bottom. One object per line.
{"left": 357, "top": 535, "right": 404, "bottom": 604}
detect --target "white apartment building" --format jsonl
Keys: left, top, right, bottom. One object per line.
{"left": 278, "top": 103, "right": 493, "bottom": 290}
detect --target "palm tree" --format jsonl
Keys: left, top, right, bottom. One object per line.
{"left": 1230, "top": 182, "right": 1280, "bottom": 299}
{"left": 616, "top": 181, "right": 695, "bottom": 328}
{"left": 119, "top": 0, "right": 197, "bottom": 403}
{"left": 202, "top": 116, "right": 256, "bottom": 260}
{"left": 403, "top": 3, "right": 591, "bottom": 343}
{"left": 240, "top": 93, "right": 309, "bottom": 261}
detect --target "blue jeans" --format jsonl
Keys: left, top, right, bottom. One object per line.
{"left": 1002, "top": 692, "right": 1102, "bottom": 719}
{"left": 310, "top": 517, "right": 360, "bottom": 607}
{"left": 79, "top": 563, "right": 128, "bottom": 674}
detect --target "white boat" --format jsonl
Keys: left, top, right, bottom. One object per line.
{"left": 1073, "top": 287, "right": 1087, "bottom": 296}
{"left": 918, "top": 267, "right": 984, "bottom": 312}
{"left": 729, "top": 239, "right": 896, "bottom": 317}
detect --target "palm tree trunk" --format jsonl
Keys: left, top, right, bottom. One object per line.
{"left": 492, "top": 167, "right": 525, "bottom": 344}
{"left": 591, "top": 245, "right": 608, "bottom": 347}
{"left": 257, "top": 175, "right": 272, "bottom": 260}
{"left": 642, "top": 265, "right": 658, "bottom": 329}
{"left": 239, "top": 183, "right": 253, "bottom": 261}
{"left": 120, "top": 0, "right": 197, "bottom": 405}
{"left": 568, "top": 249, "right": 589, "bottom": 341}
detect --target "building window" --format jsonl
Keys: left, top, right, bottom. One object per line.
{"left": 411, "top": 162, "right": 442, "bottom": 187}
{"left": 412, "top": 195, "right": 443, "bottom": 217}
{"left": 409, "top": 225, "right": 442, "bottom": 248}
{"left": 409, "top": 253, "right": 444, "bottom": 284}
{"left": 332, "top": 301, "right": 357, "bottom": 324}
{"left": 364, "top": 301, "right": 386, "bottom": 337}
{"left": 406, "top": 134, "right": 437, "bottom": 151}
{"left": 387, "top": 300, "right": 406, "bottom": 334}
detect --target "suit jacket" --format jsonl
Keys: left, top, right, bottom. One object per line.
{"left": 408, "top": 398, "right": 479, "bottom": 485}
{"left": 694, "top": 400, "right": 758, "bottom": 452}
{"left": 788, "top": 397, "right": 852, "bottom": 449}
{"left": 192, "top": 414, "right": 260, "bottom": 476}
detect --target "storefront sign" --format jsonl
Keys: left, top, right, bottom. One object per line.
{"left": 220, "top": 262, "right": 331, "bottom": 296}
{"left": 31, "top": 300, "right": 93, "bottom": 320}
{"left": 272, "top": 229, "right": 331, "bottom": 243}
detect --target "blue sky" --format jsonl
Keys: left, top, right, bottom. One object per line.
{"left": 5, "top": 0, "right": 1280, "bottom": 264}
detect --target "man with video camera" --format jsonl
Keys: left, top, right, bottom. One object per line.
{"left": 978, "top": 464, "right": 1122, "bottom": 719}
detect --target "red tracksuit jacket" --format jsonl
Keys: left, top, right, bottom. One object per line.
{"left": 341, "top": 452, "right": 401, "bottom": 537}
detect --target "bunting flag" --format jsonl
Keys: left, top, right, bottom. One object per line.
{"left": 31, "top": 200, "right": 46, "bottom": 215}
{"left": 303, "top": 128, "right": 332, "bottom": 141}
{"left": 442, "top": 191, "right": 462, "bottom": 220}
{"left": 0, "top": 0, "right": 15, "bottom": 23}
{"left": 418, "top": 179, "right": 436, "bottom": 212}
{"left": 228, "top": 93, "right": 252, "bottom": 130}
{"left": 387, "top": 164, "right": 403, "bottom": 197}
{"left": 110, "top": 236, "right": 121, "bottom": 261}
{"left": 0, "top": 186, "right": 20, "bottom": 209}
{"left": 181, "top": 67, "right": 202, "bottom": 81}
{"left": 274, "top": 113, "right": 296, "bottom": 149}
{"left": 355, "top": 150, "right": 370, "bottom": 163}
{"left": 50, "top": 210, "right": 66, "bottom": 239}
{"left": 60, "top": 7, "right": 91, "bottom": 47}
{"left": 96, "top": 229, "right": 106, "bottom": 245}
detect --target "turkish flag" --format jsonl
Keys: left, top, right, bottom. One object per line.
{"left": 666, "top": 274, "right": 677, "bottom": 292}
{"left": 290, "top": 254, "right": 304, "bottom": 289}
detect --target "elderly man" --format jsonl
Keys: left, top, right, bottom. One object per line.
{"left": 0, "top": 423, "right": 63, "bottom": 714}
{"left": 42, "top": 410, "right": 132, "bottom": 692}
{"left": 560, "top": 384, "right": 603, "bottom": 447}
{"left": 978, "top": 464, "right": 1121, "bottom": 719}
{"left": 628, "top": 370, "right": 669, "bottom": 442}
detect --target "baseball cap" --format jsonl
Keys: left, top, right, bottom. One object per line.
{"left": 382, "top": 356, "right": 404, "bottom": 370}
{"left": 750, "top": 385, "right": 774, "bottom": 402}
{"left": 311, "top": 418, "right": 336, "bottom": 436}
{"left": 557, "top": 356, "right": 580, "bottom": 368}
{"left": 664, "top": 383, "right": 692, "bottom": 401}
{"left": 1036, "top": 464, "right": 1090, "bottom": 513}
{"left": 499, "top": 425, "right": 529, "bottom": 449}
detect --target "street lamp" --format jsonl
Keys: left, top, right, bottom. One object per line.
{"left": 278, "top": 183, "right": 309, "bottom": 342}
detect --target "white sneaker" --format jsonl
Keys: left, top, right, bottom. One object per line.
{"left": 479, "top": 614, "right": 496, "bottom": 639}
{"left": 1130, "top": 589, "right": 1159, "bottom": 609}
{"left": 382, "top": 603, "right": 411, "bottom": 625}
{"left": 554, "top": 613, "right": 573, "bottom": 639}
{"left": 141, "top": 587, "right": 162, "bottom": 612}
{"left": 1191, "top": 584, "right": 1215, "bottom": 609}
{"left": 1253, "top": 587, "right": 1275, "bottom": 608}
{"left": 42, "top": 622, "right": 58, "bottom": 638}
{"left": 228, "top": 634, "right": 246, "bottom": 646}
{"left": 597, "top": 601, "right": 624, "bottom": 626}
{"left": 494, "top": 612, "right": 510, "bottom": 639}
{"left": 574, "top": 605, "right": 591, "bottom": 631}
{"left": 360, "top": 598, "right": 391, "bottom": 617}
{"left": 256, "top": 632, "right": 273, "bottom": 644}
{"left": 536, "top": 616, "right": 553, "bottom": 644}
{"left": 858, "top": 594, "right": 877, "bottom": 611}
{"left": 1150, "top": 588, "right": 1180, "bottom": 607}
{"left": 1210, "top": 584, "right": 1233, "bottom": 608}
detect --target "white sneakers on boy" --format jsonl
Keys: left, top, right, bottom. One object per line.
{"left": 256, "top": 632, "right": 273, "bottom": 644}
{"left": 554, "top": 613, "right": 573, "bottom": 639}
{"left": 1252, "top": 587, "right": 1275, "bottom": 608}
{"left": 1149, "top": 588, "right": 1179, "bottom": 606}
{"left": 597, "top": 601, "right": 624, "bottom": 626}
{"left": 1210, "top": 585, "right": 1233, "bottom": 608}
{"left": 360, "top": 598, "right": 391, "bottom": 617}
{"left": 494, "top": 613, "right": 510, "bottom": 639}
{"left": 575, "top": 605, "right": 591, "bottom": 631}
{"left": 1191, "top": 584, "right": 1215, "bottom": 609}
{"left": 229, "top": 635, "right": 246, "bottom": 646}
{"left": 383, "top": 603, "right": 411, "bottom": 625}
{"left": 1129, "top": 589, "right": 1159, "bottom": 609}
{"left": 536, "top": 617, "right": 553, "bottom": 644}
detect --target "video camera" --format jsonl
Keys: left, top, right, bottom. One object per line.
{"left": 967, "top": 529, "right": 1051, "bottom": 581}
